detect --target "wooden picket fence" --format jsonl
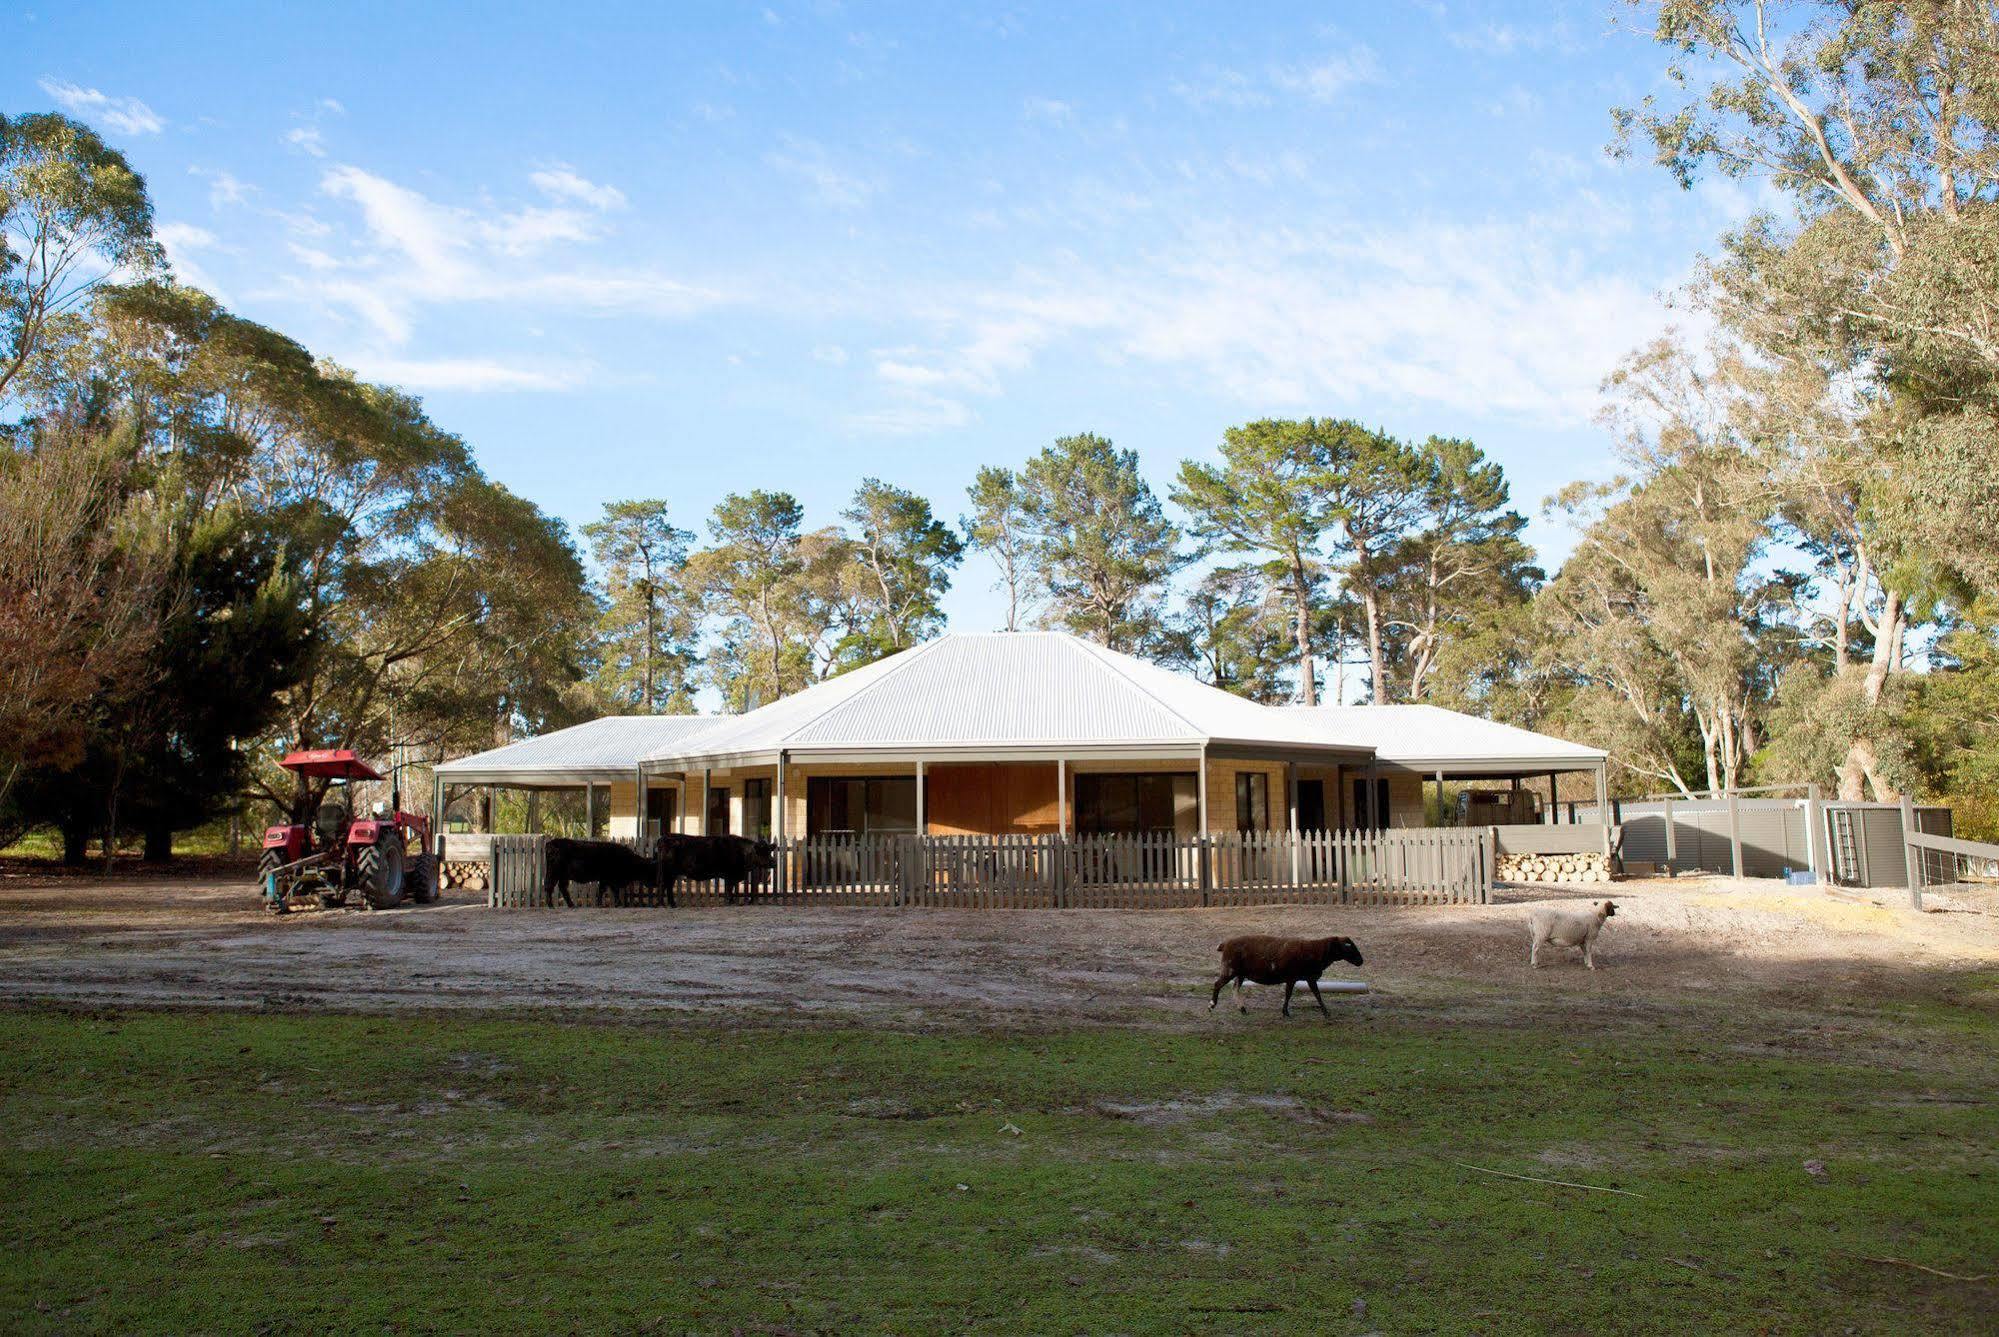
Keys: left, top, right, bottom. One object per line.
{"left": 487, "top": 828, "right": 1492, "bottom": 910}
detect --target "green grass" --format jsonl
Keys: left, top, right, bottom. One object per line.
{"left": 3, "top": 1006, "right": 1994, "bottom": 1334}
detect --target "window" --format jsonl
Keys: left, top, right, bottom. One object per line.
{"left": 1074, "top": 773, "right": 1197, "bottom": 835}
{"left": 743, "top": 778, "right": 772, "bottom": 840}
{"left": 644, "top": 786, "right": 677, "bottom": 839}
{"left": 1351, "top": 777, "right": 1392, "bottom": 831}
{"left": 806, "top": 776, "right": 918, "bottom": 835}
{"left": 1235, "top": 772, "right": 1270, "bottom": 832}
{"left": 707, "top": 784, "right": 731, "bottom": 835}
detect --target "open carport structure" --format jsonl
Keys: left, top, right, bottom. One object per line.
{"left": 431, "top": 716, "right": 717, "bottom": 880}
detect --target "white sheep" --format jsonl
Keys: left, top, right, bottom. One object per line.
{"left": 1528, "top": 900, "right": 1617, "bottom": 970}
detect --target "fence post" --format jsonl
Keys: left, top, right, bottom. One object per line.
{"left": 1199, "top": 835, "right": 1211, "bottom": 907}
{"left": 1483, "top": 826, "right": 1496, "bottom": 905}
{"left": 1899, "top": 795, "right": 1924, "bottom": 911}
{"left": 1662, "top": 796, "right": 1677, "bottom": 876}
{"left": 1803, "top": 784, "right": 1823, "bottom": 886}
{"left": 1727, "top": 790, "right": 1744, "bottom": 880}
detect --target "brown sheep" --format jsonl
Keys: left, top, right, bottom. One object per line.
{"left": 1211, "top": 934, "right": 1365, "bottom": 1018}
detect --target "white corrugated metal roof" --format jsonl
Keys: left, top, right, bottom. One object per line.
{"left": 1278, "top": 703, "right": 1606, "bottom": 767}
{"left": 436, "top": 715, "right": 718, "bottom": 781}
{"left": 641, "top": 633, "right": 1374, "bottom": 765}
{"left": 430, "top": 639, "right": 1607, "bottom": 782}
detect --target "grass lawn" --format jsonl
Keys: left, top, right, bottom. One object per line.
{"left": 4, "top": 998, "right": 1995, "bottom": 1334}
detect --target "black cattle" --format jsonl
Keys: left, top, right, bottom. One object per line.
{"left": 654, "top": 833, "right": 776, "bottom": 905}
{"left": 543, "top": 837, "right": 655, "bottom": 908}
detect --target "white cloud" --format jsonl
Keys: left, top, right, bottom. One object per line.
{"left": 1023, "top": 96, "right": 1073, "bottom": 125}
{"left": 1446, "top": 20, "right": 1584, "bottom": 57}
{"left": 1175, "top": 46, "right": 1380, "bottom": 111}
{"left": 1170, "top": 68, "right": 1268, "bottom": 110}
{"left": 286, "top": 242, "right": 339, "bottom": 271}
{"left": 530, "top": 167, "right": 628, "bottom": 211}
{"left": 38, "top": 78, "right": 163, "bottom": 135}
{"left": 156, "top": 222, "right": 218, "bottom": 253}
{"left": 1271, "top": 48, "right": 1381, "bottom": 103}
{"left": 267, "top": 164, "right": 724, "bottom": 351}
{"left": 766, "top": 135, "right": 875, "bottom": 210}
{"left": 848, "top": 214, "right": 1681, "bottom": 434}
{"left": 318, "top": 97, "right": 347, "bottom": 115}
{"left": 342, "top": 355, "right": 588, "bottom": 393}
{"left": 286, "top": 126, "right": 327, "bottom": 157}
{"left": 811, "top": 343, "right": 848, "bottom": 365}
{"left": 845, "top": 390, "right": 972, "bottom": 435}
{"left": 190, "top": 167, "right": 253, "bottom": 208}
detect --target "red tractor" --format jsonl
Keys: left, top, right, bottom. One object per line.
{"left": 258, "top": 749, "right": 437, "bottom": 912}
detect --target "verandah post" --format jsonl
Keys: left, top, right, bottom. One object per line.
{"left": 1899, "top": 794, "right": 1925, "bottom": 911}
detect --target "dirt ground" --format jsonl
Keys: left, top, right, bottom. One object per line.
{"left": 1, "top": 866, "right": 1993, "bottom": 1028}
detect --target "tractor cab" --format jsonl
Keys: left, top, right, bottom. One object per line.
{"left": 259, "top": 749, "right": 436, "bottom": 913}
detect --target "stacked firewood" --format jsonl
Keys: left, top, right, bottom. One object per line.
{"left": 1497, "top": 851, "right": 1614, "bottom": 884}
{"left": 443, "top": 860, "right": 491, "bottom": 892}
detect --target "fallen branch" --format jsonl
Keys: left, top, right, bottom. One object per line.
{"left": 1853, "top": 1254, "right": 1991, "bottom": 1284}
{"left": 1452, "top": 1161, "right": 1644, "bottom": 1198}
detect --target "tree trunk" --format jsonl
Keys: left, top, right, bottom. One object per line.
{"left": 1362, "top": 591, "right": 1387, "bottom": 705}
{"left": 643, "top": 597, "right": 657, "bottom": 710}
{"left": 1862, "top": 588, "right": 1903, "bottom": 705}
{"left": 1292, "top": 559, "right": 1317, "bottom": 707}
{"left": 143, "top": 823, "right": 174, "bottom": 864}
{"left": 1837, "top": 587, "right": 1907, "bottom": 801}
{"left": 60, "top": 819, "right": 89, "bottom": 867}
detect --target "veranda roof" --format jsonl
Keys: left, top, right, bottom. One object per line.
{"left": 641, "top": 632, "right": 1376, "bottom": 770}
{"left": 436, "top": 715, "right": 718, "bottom": 785}
{"left": 1277, "top": 703, "right": 1606, "bottom": 775}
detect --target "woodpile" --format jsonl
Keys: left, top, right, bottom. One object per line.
{"left": 1498, "top": 851, "right": 1613, "bottom": 884}
{"left": 443, "top": 859, "right": 491, "bottom": 892}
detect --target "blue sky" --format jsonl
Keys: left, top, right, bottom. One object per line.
{"left": 10, "top": 0, "right": 1762, "bottom": 639}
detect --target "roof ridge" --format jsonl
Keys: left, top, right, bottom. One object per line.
{"left": 771, "top": 636, "right": 954, "bottom": 746}
{"left": 1059, "top": 636, "right": 1206, "bottom": 738}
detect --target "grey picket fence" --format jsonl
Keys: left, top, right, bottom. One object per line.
{"left": 486, "top": 827, "right": 1492, "bottom": 910}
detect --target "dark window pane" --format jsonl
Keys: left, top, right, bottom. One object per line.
{"left": 1076, "top": 773, "right": 1197, "bottom": 834}
{"left": 743, "top": 778, "right": 772, "bottom": 840}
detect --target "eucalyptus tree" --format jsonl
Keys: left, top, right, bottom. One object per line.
{"left": 1380, "top": 437, "right": 1536, "bottom": 704}
{"left": 1173, "top": 419, "right": 1338, "bottom": 704}
{"left": 1617, "top": 0, "right": 1999, "bottom": 592}
{"left": 690, "top": 489, "right": 813, "bottom": 709}
{"left": 584, "top": 499, "right": 699, "bottom": 713}
{"left": 962, "top": 465, "right": 1031, "bottom": 632}
{"left": 1318, "top": 421, "right": 1430, "bottom": 704}
{"left": 1546, "top": 335, "right": 1783, "bottom": 794}
{"left": 1018, "top": 433, "right": 1184, "bottom": 652}
{"left": 841, "top": 477, "right": 963, "bottom": 657}
{"left": 0, "top": 111, "right": 162, "bottom": 402}
{"left": 48, "top": 283, "right": 593, "bottom": 820}
{"left": 1156, "top": 566, "right": 1295, "bottom": 703}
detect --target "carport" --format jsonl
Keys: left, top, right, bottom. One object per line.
{"left": 431, "top": 716, "right": 715, "bottom": 884}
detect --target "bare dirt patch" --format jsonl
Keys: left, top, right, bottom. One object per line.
{"left": 0, "top": 870, "right": 1993, "bottom": 1031}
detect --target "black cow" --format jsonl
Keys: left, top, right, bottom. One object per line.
{"left": 543, "top": 837, "right": 655, "bottom": 908}
{"left": 654, "top": 833, "right": 776, "bottom": 905}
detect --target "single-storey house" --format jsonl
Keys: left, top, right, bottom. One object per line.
{"left": 434, "top": 632, "right": 1608, "bottom": 844}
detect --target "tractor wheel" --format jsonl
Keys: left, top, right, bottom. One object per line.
{"left": 406, "top": 851, "right": 439, "bottom": 904}
{"left": 355, "top": 833, "right": 406, "bottom": 910}
{"left": 258, "top": 850, "right": 286, "bottom": 912}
